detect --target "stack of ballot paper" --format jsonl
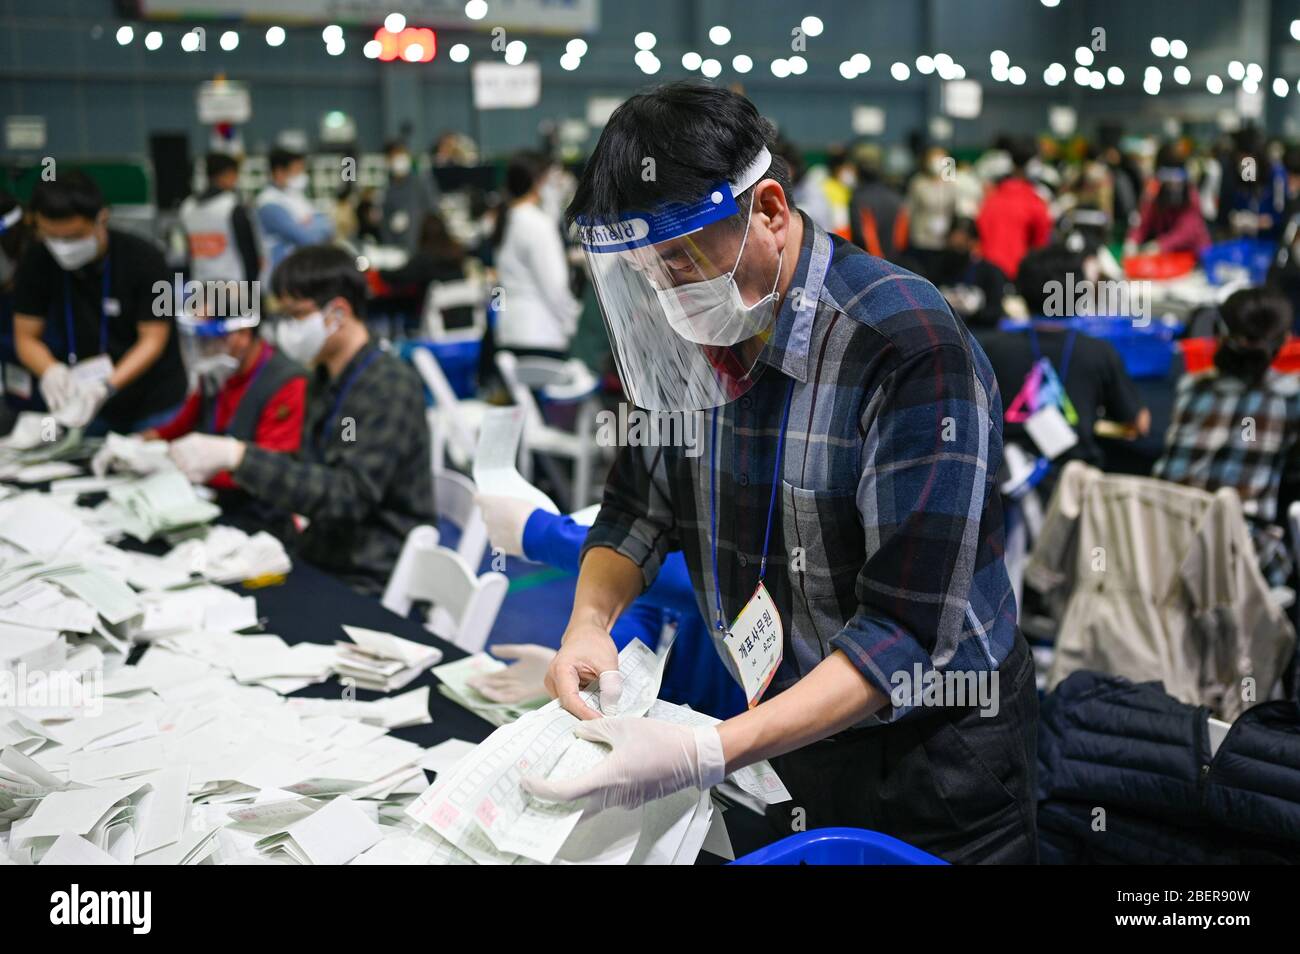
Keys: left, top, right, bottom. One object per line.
{"left": 333, "top": 625, "right": 443, "bottom": 692}
{"left": 0, "top": 413, "right": 86, "bottom": 482}
{"left": 161, "top": 525, "right": 291, "bottom": 584}
{"left": 102, "top": 471, "right": 221, "bottom": 542}
{"left": 405, "top": 640, "right": 790, "bottom": 865}
{"left": 431, "top": 653, "right": 549, "bottom": 725}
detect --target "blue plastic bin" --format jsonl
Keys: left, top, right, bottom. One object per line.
{"left": 730, "top": 827, "right": 947, "bottom": 865}
{"left": 1201, "top": 237, "right": 1277, "bottom": 286}
{"left": 996, "top": 317, "right": 1179, "bottom": 381}
{"left": 1067, "top": 316, "right": 1179, "bottom": 380}
{"left": 399, "top": 338, "right": 481, "bottom": 401}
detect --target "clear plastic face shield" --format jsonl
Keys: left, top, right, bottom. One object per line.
{"left": 178, "top": 312, "right": 259, "bottom": 388}
{"left": 577, "top": 147, "right": 783, "bottom": 411}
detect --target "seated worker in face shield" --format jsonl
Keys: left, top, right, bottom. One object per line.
{"left": 471, "top": 493, "right": 747, "bottom": 721}
{"left": 131, "top": 307, "right": 307, "bottom": 531}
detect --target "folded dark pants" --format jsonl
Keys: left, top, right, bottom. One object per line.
{"left": 766, "top": 634, "right": 1039, "bottom": 864}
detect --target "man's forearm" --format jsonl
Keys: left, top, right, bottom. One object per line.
{"left": 14, "top": 317, "right": 57, "bottom": 376}
{"left": 108, "top": 323, "right": 168, "bottom": 390}
{"left": 568, "top": 545, "right": 644, "bottom": 634}
{"left": 716, "top": 649, "right": 887, "bottom": 774}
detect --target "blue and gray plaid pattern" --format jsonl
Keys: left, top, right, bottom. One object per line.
{"left": 584, "top": 215, "right": 1018, "bottom": 723}
{"left": 1152, "top": 368, "right": 1300, "bottom": 585}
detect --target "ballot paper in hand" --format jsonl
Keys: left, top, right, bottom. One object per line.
{"left": 335, "top": 624, "right": 443, "bottom": 692}
{"left": 472, "top": 406, "right": 559, "bottom": 514}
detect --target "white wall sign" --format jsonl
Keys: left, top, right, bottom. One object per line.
{"left": 197, "top": 81, "right": 251, "bottom": 124}
{"left": 851, "top": 106, "right": 886, "bottom": 136}
{"left": 586, "top": 96, "right": 623, "bottom": 127}
{"left": 5, "top": 116, "right": 46, "bottom": 150}
{"left": 473, "top": 62, "right": 542, "bottom": 110}
{"left": 1237, "top": 86, "right": 1264, "bottom": 119}
{"left": 942, "top": 80, "right": 982, "bottom": 120}
{"left": 1048, "top": 106, "right": 1077, "bottom": 137}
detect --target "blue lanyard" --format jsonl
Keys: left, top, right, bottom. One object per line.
{"left": 205, "top": 344, "right": 272, "bottom": 435}
{"left": 315, "top": 348, "right": 379, "bottom": 452}
{"left": 63, "top": 254, "right": 111, "bottom": 366}
{"left": 1028, "top": 324, "right": 1077, "bottom": 381}
{"left": 709, "top": 378, "right": 796, "bottom": 634}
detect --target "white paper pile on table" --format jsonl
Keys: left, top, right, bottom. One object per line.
{"left": 0, "top": 637, "right": 463, "bottom": 865}
{"left": 0, "top": 413, "right": 85, "bottom": 482}
{"left": 160, "top": 524, "right": 292, "bottom": 584}
{"left": 405, "top": 640, "right": 790, "bottom": 865}
{"left": 333, "top": 625, "right": 443, "bottom": 692}
{"left": 431, "top": 653, "right": 548, "bottom": 726}
{"left": 100, "top": 471, "right": 221, "bottom": 542}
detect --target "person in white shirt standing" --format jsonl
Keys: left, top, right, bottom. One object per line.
{"left": 491, "top": 152, "right": 581, "bottom": 359}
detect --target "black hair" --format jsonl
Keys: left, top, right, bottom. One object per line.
{"left": 949, "top": 216, "right": 979, "bottom": 239}
{"left": 566, "top": 81, "right": 791, "bottom": 227}
{"left": 29, "top": 171, "right": 104, "bottom": 221}
{"left": 205, "top": 152, "right": 240, "bottom": 181}
{"left": 491, "top": 150, "right": 550, "bottom": 249}
{"left": 268, "top": 148, "right": 304, "bottom": 174}
{"left": 1007, "top": 137, "right": 1037, "bottom": 172}
{"left": 383, "top": 139, "right": 407, "bottom": 156}
{"left": 417, "top": 211, "right": 464, "bottom": 263}
{"left": 1017, "top": 244, "right": 1086, "bottom": 317}
{"left": 1215, "top": 287, "right": 1292, "bottom": 382}
{"left": 271, "top": 244, "right": 367, "bottom": 317}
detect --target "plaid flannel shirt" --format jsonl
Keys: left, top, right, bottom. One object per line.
{"left": 234, "top": 342, "right": 434, "bottom": 595}
{"left": 583, "top": 215, "right": 1018, "bottom": 723}
{"left": 1152, "top": 368, "right": 1300, "bottom": 585}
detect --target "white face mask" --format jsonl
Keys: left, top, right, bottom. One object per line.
{"left": 656, "top": 203, "right": 781, "bottom": 347}
{"left": 389, "top": 153, "right": 412, "bottom": 178}
{"left": 194, "top": 352, "right": 240, "bottom": 388}
{"left": 287, "top": 172, "right": 310, "bottom": 193}
{"left": 275, "top": 308, "right": 337, "bottom": 365}
{"left": 45, "top": 233, "right": 100, "bottom": 271}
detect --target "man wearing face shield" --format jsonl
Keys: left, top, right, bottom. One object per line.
{"left": 521, "top": 82, "right": 1035, "bottom": 864}
{"left": 141, "top": 307, "right": 306, "bottom": 504}
{"left": 166, "top": 245, "right": 434, "bottom": 595}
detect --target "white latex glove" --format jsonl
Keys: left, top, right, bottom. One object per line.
{"left": 168, "top": 433, "right": 245, "bottom": 484}
{"left": 520, "top": 718, "right": 727, "bottom": 812}
{"left": 467, "top": 644, "right": 556, "bottom": 704}
{"left": 56, "top": 379, "right": 108, "bottom": 430}
{"left": 39, "top": 363, "right": 75, "bottom": 412}
{"left": 474, "top": 494, "right": 537, "bottom": 558}
{"left": 92, "top": 432, "right": 170, "bottom": 478}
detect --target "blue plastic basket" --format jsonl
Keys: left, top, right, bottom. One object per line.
{"left": 1201, "top": 237, "right": 1277, "bottom": 286}
{"left": 730, "top": 827, "right": 947, "bottom": 865}
{"left": 996, "top": 317, "right": 1179, "bottom": 381}
{"left": 399, "top": 338, "right": 481, "bottom": 401}
{"left": 1067, "top": 316, "right": 1179, "bottom": 380}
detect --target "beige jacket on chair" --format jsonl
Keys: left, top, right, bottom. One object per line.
{"left": 1025, "top": 461, "right": 1295, "bottom": 719}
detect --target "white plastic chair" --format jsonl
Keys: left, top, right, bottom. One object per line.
{"left": 436, "top": 469, "right": 489, "bottom": 572}
{"left": 381, "top": 525, "right": 507, "bottom": 653}
{"left": 410, "top": 346, "right": 489, "bottom": 472}
{"left": 495, "top": 350, "right": 602, "bottom": 510}
{"left": 420, "top": 278, "right": 487, "bottom": 344}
